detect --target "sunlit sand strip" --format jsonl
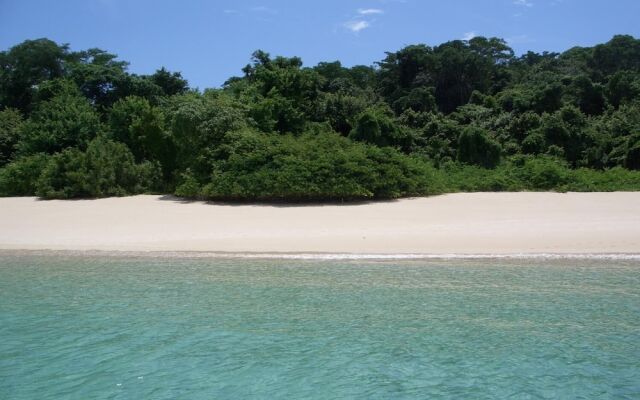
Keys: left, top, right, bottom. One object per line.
{"left": 1, "top": 192, "right": 639, "bottom": 255}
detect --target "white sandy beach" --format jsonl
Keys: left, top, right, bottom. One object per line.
{"left": 0, "top": 193, "right": 639, "bottom": 254}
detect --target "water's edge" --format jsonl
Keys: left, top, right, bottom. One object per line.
{"left": 2, "top": 248, "right": 640, "bottom": 261}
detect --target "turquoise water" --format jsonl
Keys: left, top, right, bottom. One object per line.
{"left": 1, "top": 253, "right": 639, "bottom": 399}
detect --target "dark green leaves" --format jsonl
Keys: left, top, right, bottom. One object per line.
{"left": 2, "top": 35, "right": 640, "bottom": 200}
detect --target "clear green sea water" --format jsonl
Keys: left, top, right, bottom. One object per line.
{"left": 1, "top": 253, "right": 639, "bottom": 399}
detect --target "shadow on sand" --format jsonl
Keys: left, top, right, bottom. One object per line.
{"left": 156, "top": 194, "right": 408, "bottom": 208}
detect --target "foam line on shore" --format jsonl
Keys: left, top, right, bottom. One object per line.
{"left": 2, "top": 249, "right": 640, "bottom": 261}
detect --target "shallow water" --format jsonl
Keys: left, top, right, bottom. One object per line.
{"left": 1, "top": 253, "right": 639, "bottom": 399}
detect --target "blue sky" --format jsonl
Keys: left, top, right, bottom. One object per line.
{"left": 1, "top": 0, "right": 639, "bottom": 89}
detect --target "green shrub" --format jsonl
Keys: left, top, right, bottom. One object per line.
{"left": 35, "top": 137, "right": 161, "bottom": 199}
{"left": 17, "top": 92, "right": 102, "bottom": 156}
{"left": 348, "top": 106, "right": 412, "bottom": 150}
{"left": 0, "top": 108, "right": 23, "bottom": 167}
{"left": 174, "top": 169, "right": 201, "bottom": 198}
{"left": 457, "top": 126, "right": 502, "bottom": 168}
{"left": 567, "top": 167, "right": 640, "bottom": 191}
{"left": 439, "top": 162, "right": 520, "bottom": 192}
{"left": 196, "top": 130, "right": 442, "bottom": 201}
{"left": 521, "top": 131, "right": 546, "bottom": 154}
{"left": 516, "top": 156, "right": 570, "bottom": 190}
{"left": 625, "top": 139, "right": 640, "bottom": 170}
{"left": 36, "top": 148, "right": 88, "bottom": 198}
{"left": 0, "top": 154, "right": 50, "bottom": 196}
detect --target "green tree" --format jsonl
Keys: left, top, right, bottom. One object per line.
{"left": 349, "top": 106, "right": 412, "bottom": 150}
{"left": 67, "top": 48, "right": 129, "bottom": 109}
{"left": 0, "top": 38, "right": 69, "bottom": 112}
{"left": 240, "top": 51, "right": 323, "bottom": 133}
{"left": 149, "top": 67, "right": 189, "bottom": 96}
{"left": 589, "top": 35, "right": 640, "bottom": 77}
{"left": 606, "top": 70, "right": 640, "bottom": 107}
{"left": 538, "top": 106, "right": 593, "bottom": 165}
{"left": 315, "top": 92, "right": 371, "bottom": 135}
{"left": 109, "top": 96, "right": 175, "bottom": 178}
{"left": 457, "top": 126, "right": 502, "bottom": 168}
{"left": 570, "top": 75, "right": 605, "bottom": 115}
{"left": 164, "top": 90, "right": 249, "bottom": 181}
{"left": 0, "top": 108, "right": 23, "bottom": 166}
{"left": 18, "top": 91, "right": 102, "bottom": 156}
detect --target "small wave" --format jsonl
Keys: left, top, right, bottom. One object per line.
{"left": 3, "top": 249, "right": 640, "bottom": 261}
{"left": 200, "top": 252, "right": 640, "bottom": 261}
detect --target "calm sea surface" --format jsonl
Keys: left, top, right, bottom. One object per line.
{"left": 1, "top": 253, "right": 639, "bottom": 399}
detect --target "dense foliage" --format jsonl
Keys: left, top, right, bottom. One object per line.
{"left": 1, "top": 36, "right": 640, "bottom": 200}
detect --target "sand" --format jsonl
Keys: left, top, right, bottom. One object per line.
{"left": 0, "top": 193, "right": 639, "bottom": 255}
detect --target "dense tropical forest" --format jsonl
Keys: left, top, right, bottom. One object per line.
{"left": 1, "top": 35, "right": 640, "bottom": 200}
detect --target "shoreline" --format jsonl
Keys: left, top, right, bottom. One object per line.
{"left": 1, "top": 192, "right": 640, "bottom": 255}
{"left": 2, "top": 248, "right": 640, "bottom": 261}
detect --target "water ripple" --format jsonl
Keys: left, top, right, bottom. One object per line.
{"left": 1, "top": 254, "right": 639, "bottom": 399}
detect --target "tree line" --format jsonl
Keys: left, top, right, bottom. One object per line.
{"left": 1, "top": 35, "right": 640, "bottom": 200}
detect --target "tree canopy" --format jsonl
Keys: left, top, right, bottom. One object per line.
{"left": 2, "top": 35, "right": 640, "bottom": 200}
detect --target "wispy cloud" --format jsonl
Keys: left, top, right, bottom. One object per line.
{"left": 358, "top": 8, "right": 384, "bottom": 15}
{"left": 513, "top": 0, "right": 533, "bottom": 7}
{"left": 223, "top": 9, "right": 238, "bottom": 14}
{"left": 342, "top": 6, "right": 386, "bottom": 34}
{"left": 250, "top": 6, "right": 278, "bottom": 14}
{"left": 344, "top": 20, "right": 371, "bottom": 33}
{"left": 462, "top": 31, "right": 477, "bottom": 40}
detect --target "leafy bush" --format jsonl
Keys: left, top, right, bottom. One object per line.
{"left": 457, "top": 126, "right": 502, "bottom": 168}
{"left": 0, "top": 154, "right": 50, "bottom": 196}
{"left": 108, "top": 96, "right": 176, "bottom": 177}
{"left": 625, "top": 138, "right": 640, "bottom": 170}
{"left": 439, "top": 156, "right": 602, "bottom": 192}
{"left": 349, "top": 106, "right": 412, "bottom": 150}
{"left": 17, "top": 92, "right": 102, "bottom": 156}
{"left": 36, "top": 147, "right": 88, "bottom": 198}
{"left": 567, "top": 167, "right": 640, "bottom": 191}
{"left": 0, "top": 108, "right": 23, "bottom": 167}
{"left": 522, "top": 131, "right": 546, "bottom": 154}
{"left": 35, "top": 137, "right": 161, "bottom": 199}
{"left": 514, "top": 156, "right": 570, "bottom": 189}
{"left": 197, "top": 130, "right": 443, "bottom": 201}
{"left": 174, "top": 169, "right": 201, "bottom": 198}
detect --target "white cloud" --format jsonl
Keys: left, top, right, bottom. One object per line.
{"left": 358, "top": 8, "right": 384, "bottom": 15}
{"left": 344, "top": 20, "right": 370, "bottom": 33}
{"left": 513, "top": 0, "right": 533, "bottom": 7}
{"left": 223, "top": 9, "right": 238, "bottom": 14}
{"left": 341, "top": 8, "right": 385, "bottom": 34}
{"left": 462, "top": 31, "right": 477, "bottom": 40}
